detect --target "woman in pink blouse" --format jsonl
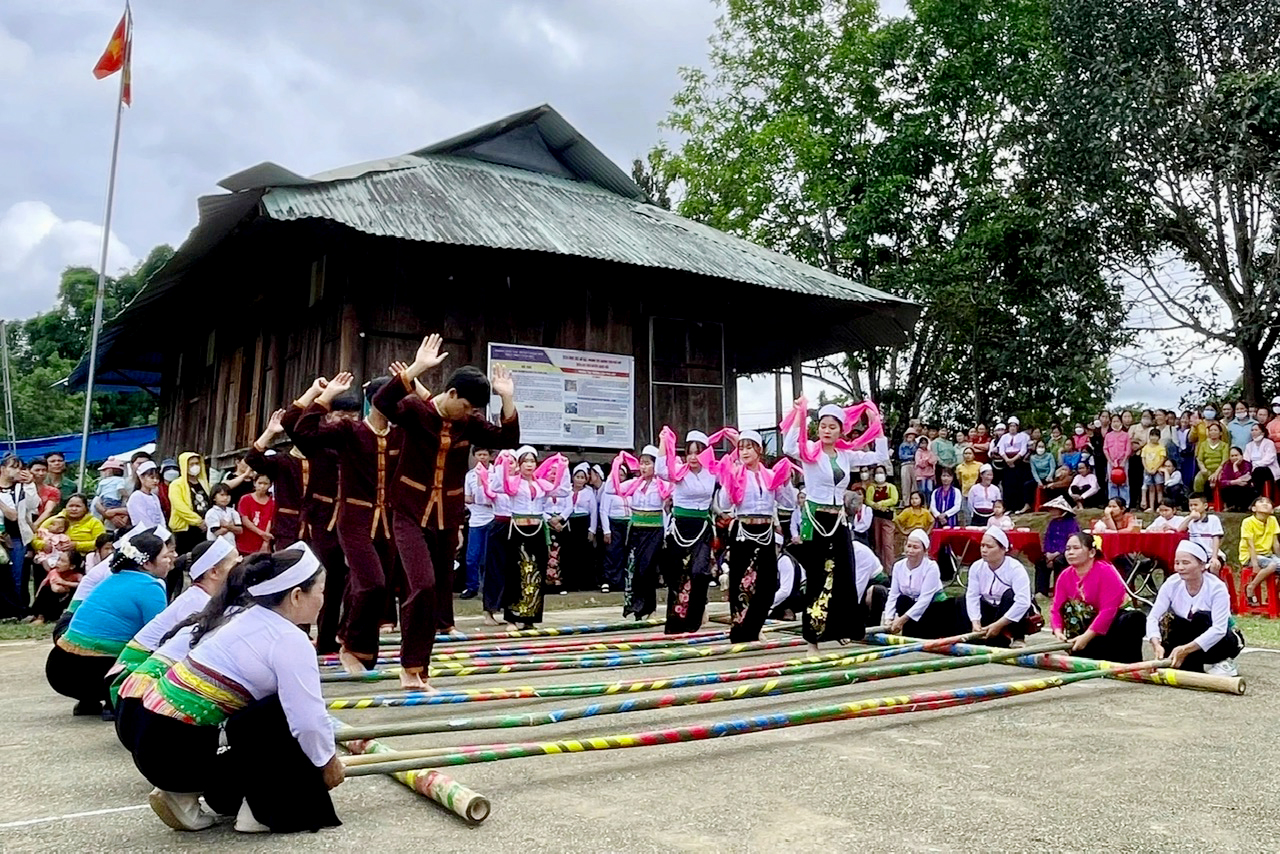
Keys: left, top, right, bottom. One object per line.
{"left": 1051, "top": 532, "right": 1146, "bottom": 662}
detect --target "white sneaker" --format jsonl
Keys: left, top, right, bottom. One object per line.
{"left": 600, "top": 584, "right": 610, "bottom": 593}
{"left": 148, "top": 789, "right": 214, "bottom": 831}
{"left": 234, "top": 800, "right": 270, "bottom": 833}
{"left": 1206, "top": 659, "right": 1239, "bottom": 677}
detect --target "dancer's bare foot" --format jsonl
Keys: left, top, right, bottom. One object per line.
{"left": 338, "top": 647, "right": 365, "bottom": 675}
{"left": 807, "top": 643, "right": 820, "bottom": 657}
{"left": 482, "top": 612, "right": 501, "bottom": 626}
{"left": 399, "top": 669, "right": 427, "bottom": 691}
{"left": 379, "top": 623, "right": 396, "bottom": 634}
{"left": 506, "top": 623, "right": 520, "bottom": 631}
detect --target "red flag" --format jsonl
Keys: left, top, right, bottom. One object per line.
{"left": 92, "top": 4, "right": 132, "bottom": 106}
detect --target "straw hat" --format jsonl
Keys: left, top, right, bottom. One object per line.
{"left": 1041, "top": 495, "right": 1075, "bottom": 515}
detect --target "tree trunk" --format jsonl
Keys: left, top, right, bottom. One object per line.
{"left": 1241, "top": 343, "right": 1267, "bottom": 405}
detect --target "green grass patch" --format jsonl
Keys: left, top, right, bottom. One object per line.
{"left": 0, "top": 621, "right": 54, "bottom": 642}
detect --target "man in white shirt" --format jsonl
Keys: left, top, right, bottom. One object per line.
{"left": 462, "top": 449, "right": 494, "bottom": 600}
{"left": 996, "top": 417, "right": 1031, "bottom": 514}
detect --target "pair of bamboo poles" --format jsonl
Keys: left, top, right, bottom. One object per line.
{"left": 324, "top": 619, "right": 1245, "bottom": 823}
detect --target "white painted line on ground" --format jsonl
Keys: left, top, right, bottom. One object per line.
{"left": 0, "top": 640, "right": 43, "bottom": 648}
{"left": 1240, "top": 647, "right": 1280, "bottom": 655}
{"left": 0, "top": 804, "right": 148, "bottom": 829}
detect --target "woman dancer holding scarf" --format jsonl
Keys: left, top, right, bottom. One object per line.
{"left": 610, "top": 446, "right": 671, "bottom": 621}
{"left": 782, "top": 398, "right": 890, "bottom": 653}
{"left": 493, "top": 446, "right": 569, "bottom": 629}
{"left": 657, "top": 426, "right": 727, "bottom": 634}
{"left": 714, "top": 431, "right": 793, "bottom": 642}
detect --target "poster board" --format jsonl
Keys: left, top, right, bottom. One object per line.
{"left": 487, "top": 342, "right": 634, "bottom": 448}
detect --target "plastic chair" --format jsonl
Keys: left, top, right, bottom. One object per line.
{"left": 1222, "top": 565, "right": 1280, "bottom": 618}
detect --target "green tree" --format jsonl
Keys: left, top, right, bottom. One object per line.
{"left": 2, "top": 245, "right": 173, "bottom": 440}
{"left": 658, "top": 0, "right": 1126, "bottom": 431}
{"left": 631, "top": 153, "right": 672, "bottom": 210}
{"left": 1036, "top": 0, "right": 1280, "bottom": 403}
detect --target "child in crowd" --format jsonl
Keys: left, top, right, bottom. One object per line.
{"left": 955, "top": 447, "right": 981, "bottom": 523}
{"left": 28, "top": 549, "right": 84, "bottom": 624}
{"left": 235, "top": 472, "right": 276, "bottom": 556}
{"left": 1161, "top": 459, "right": 1186, "bottom": 510}
{"left": 93, "top": 457, "right": 130, "bottom": 532}
{"left": 1241, "top": 495, "right": 1280, "bottom": 606}
{"left": 34, "top": 516, "right": 73, "bottom": 572}
{"left": 84, "top": 532, "right": 114, "bottom": 572}
{"left": 1144, "top": 499, "right": 1184, "bottom": 533}
{"left": 895, "top": 491, "right": 934, "bottom": 536}
{"left": 203, "top": 483, "right": 243, "bottom": 549}
{"left": 1141, "top": 429, "right": 1167, "bottom": 511}
{"left": 1178, "top": 492, "right": 1224, "bottom": 574}
{"left": 913, "top": 436, "right": 937, "bottom": 501}
{"left": 988, "top": 499, "right": 1014, "bottom": 531}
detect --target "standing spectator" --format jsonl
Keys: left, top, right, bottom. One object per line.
{"left": 967, "top": 464, "right": 1000, "bottom": 527}
{"left": 1244, "top": 422, "right": 1278, "bottom": 497}
{"left": 1088, "top": 419, "right": 1105, "bottom": 466}
{"left": 91, "top": 457, "right": 130, "bottom": 532}
{"left": 1103, "top": 415, "right": 1131, "bottom": 504}
{"left": 0, "top": 455, "right": 40, "bottom": 617}
{"left": 235, "top": 473, "right": 276, "bottom": 555}
{"left": 971, "top": 424, "right": 991, "bottom": 464}
{"left": 913, "top": 435, "right": 937, "bottom": 500}
{"left": 955, "top": 447, "right": 982, "bottom": 523}
{"left": 167, "top": 452, "right": 210, "bottom": 559}
{"left": 897, "top": 427, "right": 918, "bottom": 505}
{"left": 867, "top": 464, "right": 899, "bottom": 570}
{"left": 157, "top": 458, "right": 180, "bottom": 521}
{"left": 996, "top": 417, "right": 1030, "bottom": 513}
{"left": 1194, "top": 422, "right": 1229, "bottom": 493}
{"left": 43, "top": 451, "right": 77, "bottom": 509}
{"left": 463, "top": 448, "right": 494, "bottom": 600}
{"left": 125, "top": 460, "right": 165, "bottom": 532}
{"left": 1269, "top": 397, "right": 1280, "bottom": 444}
{"left": 27, "top": 458, "right": 61, "bottom": 528}
{"left": 203, "top": 483, "right": 242, "bottom": 549}
{"left": 1227, "top": 401, "right": 1257, "bottom": 451}
{"left": 1140, "top": 429, "right": 1167, "bottom": 510}
{"left": 932, "top": 427, "right": 959, "bottom": 473}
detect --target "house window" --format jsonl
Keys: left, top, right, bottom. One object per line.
{"left": 649, "top": 317, "right": 725, "bottom": 441}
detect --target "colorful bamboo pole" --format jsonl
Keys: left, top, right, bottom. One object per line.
{"left": 390, "top": 619, "right": 667, "bottom": 647}
{"left": 866, "top": 634, "right": 1247, "bottom": 696}
{"left": 325, "top": 632, "right": 984, "bottom": 709}
{"left": 330, "top": 717, "right": 491, "bottom": 823}
{"left": 334, "top": 640, "right": 1073, "bottom": 742}
{"left": 321, "top": 632, "right": 736, "bottom": 668}
{"left": 321, "top": 636, "right": 809, "bottom": 684}
{"left": 341, "top": 662, "right": 1165, "bottom": 777}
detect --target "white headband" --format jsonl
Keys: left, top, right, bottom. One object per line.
{"left": 135, "top": 460, "right": 157, "bottom": 476}
{"left": 979, "top": 464, "right": 993, "bottom": 474}
{"left": 907, "top": 528, "right": 930, "bottom": 549}
{"left": 590, "top": 465, "right": 604, "bottom": 479}
{"left": 247, "top": 543, "right": 322, "bottom": 597}
{"left": 1175, "top": 539, "right": 1209, "bottom": 563}
{"left": 190, "top": 537, "right": 234, "bottom": 580}
{"left": 515, "top": 445, "right": 537, "bottom": 461}
{"left": 572, "top": 462, "right": 590, "bottom": 475}
{"left": 738, "top": 430, "right": 763, "bottom": 447}
{"left": 818, "top": 404, "right": 844, "bottom": 424}
{"left": 125, "top": 523, "right": 171, "bottom": 545}
{"left": 640, "top": 445, "right": 660, "bottom": 460}
{"left": 984, "top": 526, "right": 1009, "bottom": 549}
{"left": 686, "top": 430, "right": 710, "bottom": 447}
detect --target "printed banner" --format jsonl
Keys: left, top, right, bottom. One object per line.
{"left": 488, "top": 343, "right": 634, "bottom": 448}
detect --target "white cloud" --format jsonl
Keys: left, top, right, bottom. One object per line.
{"left": 0, "top": 22, "right": 32, "bottom": 76}
{"left": 0, "top": 200, "right": 135, "bottom": 319}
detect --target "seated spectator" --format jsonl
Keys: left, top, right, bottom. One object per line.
{"left": 1241, "top": 495, "right": 1280, "bottom": 606}
{"left": 28, "top": 549, "right": 84, "bottom": 624}
{"left": 894, "top": 491, "right": 933, "bottom": 536}
{"left": 1194, "top": 421, "right": 1229, "bottom": 493}
{"left": 35, "top": 495, "right": 106, "bottom": 555}
{"left": 1043, "top": 465, "right": 1073, "bottom": 505}
{"left": 1244, "top": 422, "right": 1278, "bottom": 497}
{"left": 1217, "top": 447, "right": 1254, "bottom": 512}
{"left": 1144, "top": 500, "right": 1184, "bottom": 533}
{"left": 1068, "top": 460, "right": 1102, "bottom": 510}
{"left": 1029, "top": 440, "right": 1056, "bottom": 503}
{"left": 1161, "top": 459, "right": 1187, "bottom": 510}
{"left": 988, "top": 499, "right": 1015, "bottom": 531}
{"left": 1034, "top": 496, "right": 1080, "bottom": 597}
{"left": 1094, "top": 497, "right": 1140, "bottom": 533}
{"left": 85, "top": 532, "right": 114, "bottom": 572}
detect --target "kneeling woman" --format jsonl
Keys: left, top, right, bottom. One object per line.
{"left": 884, "top": 529, "right": 953, "bottom": 638}
{"left": 134, "top": 544, "right": 343, "bottom": 834}
{"left": 1050, "top": 532, "right": 1145, "bottom": 662}
{"left": 46, "top": 532, "right": 171, "bottom": 716}
{"left": 965, "top": 527, "right": 1036, "bottom": 648}
{"left": 1146, "top": 539, "right": 1244, "bottom": 677}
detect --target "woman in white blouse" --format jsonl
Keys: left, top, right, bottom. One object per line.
{"left": 966, "top": 465, "right": 1001, "bottom": 527}
{"left": 133, "top": 544, "right": 344, "bottom": 834}
{"left": 965, "top": 527, "right": 1035, "bottom": 648}
{"left": 1147, "top": 539, "right": 1243, "bottom": 676}
{"left": 1244, "top": 422, "right": 1279, "bottom": 497}
{"left": 884, "top": 529, "right": 954, "bottom": 638}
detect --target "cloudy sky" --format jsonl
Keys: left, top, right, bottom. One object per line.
{"left": 0, "top": 0, "right": 1229, "bottom": 425}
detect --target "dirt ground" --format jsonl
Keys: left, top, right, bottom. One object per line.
{"left": 2, "top": 603, "right": 1276, "bottom": 853}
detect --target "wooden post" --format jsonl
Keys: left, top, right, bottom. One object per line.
{"left": 774, "top": 370, "right": 783, "bottom": 430}
{"left": 790, "top": 355, "right": 803, "bottom": 403}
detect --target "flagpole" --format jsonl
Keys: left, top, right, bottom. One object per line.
{"left": 1, "top": 321, "right": 16, "bottom": 455}
{"left": 78, "top": 42, "right": 127, "bottom": 486}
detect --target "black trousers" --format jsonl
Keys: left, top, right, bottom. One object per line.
{"left": 482, "top": 518, "right": 509, "bottom": 613}
{"left": 132, "top": 698, "right": 341, "bottom": 833}
{"left": 169, "top": 529, "right": 205, "bottom": 600}
{"left": 1034, "top": 554, "right": 1069, "bottom": 597}
{"left": 308, "top": 513, "right": 349, "bottom": 656}
{"left": 892, "top": 593, "right": 958, "bottom": 639}
{"left": 663, "top": 517, "right": 712, "bottom": 634}
{"left": 1164, "top": 612, "right": 1244, "bottom": 671}
{"left": 624, "top": 526, "right": 664, "bottom": 620}
{"left": 45, "top": 645, "right": 112, "bottom": 705}
{"left": 601, "top": 519, "right": 630, "bottom": 589}
{"left": 1070, "top": 609, "right": 1146, "bottom": 663}
{"left": 976, "top": 588, "right": 1032, "bottom": 647}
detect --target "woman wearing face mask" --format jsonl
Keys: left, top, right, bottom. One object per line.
{"left": 167, "top": 452, "right": 211, "bottom": 564}
{"left": 866, "top": 465, "right": 900, "bottom": 570}
{"left": 133, "top": 544, "right": 344, "bottom": 834}
{"left": 782, "top": 399, "right": 889, "bottom": 650}
{"left": 1227, "top": 401, "right": 1257, "bottom": 451}
{"left": 1029, "top": 440, "right": 1056, "bottom": 507}
{"left": 1269, "top": 398, "right": 1280, "bottom": 444}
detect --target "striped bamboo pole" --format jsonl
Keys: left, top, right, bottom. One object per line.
{"left": 320, "top": 632, "right": 736, "bottom": 668}
{"left": 335, "top": 640, "right": 1073, "bottom": 741}
{"left": 341, "top": 662, "right": 1166, "bottom": 777}
{"left": 330, "top": 717, "right": 491, "bottom": 823}
{"left": 866, "top": 634, "right": 1247, "bottom": 696}
{"left": 324, "top": 631, "right": 982, "bottom": 709}
{"left": 321, "top": 636, "right": 809, "bottom": 684}
{"left": 389, "top": 619, "right": 667, "bottom": 646}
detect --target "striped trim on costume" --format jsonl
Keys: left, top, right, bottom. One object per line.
{"left": 142, "top": 658, "right": 254, "bottom": 726}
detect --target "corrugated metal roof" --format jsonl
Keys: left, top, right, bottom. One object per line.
{"left": 261, "top": 155, "right": 912, "bottom": 307}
